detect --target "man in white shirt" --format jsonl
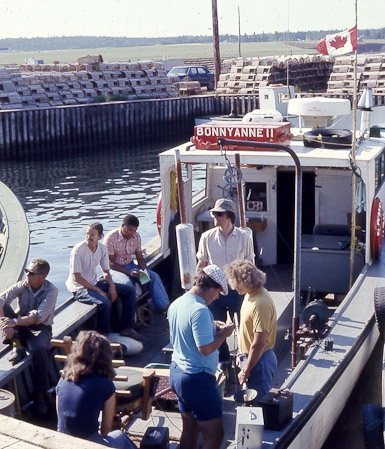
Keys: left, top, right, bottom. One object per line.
{"left": 196, "top": 198, "right": 254, "bottom": 366}
{"left": 66, "top": 222, "right": 141, "bottom": 340}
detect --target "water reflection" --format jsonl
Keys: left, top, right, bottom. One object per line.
{"left": 0, "top": 143, "right": 170, "bottom": 304}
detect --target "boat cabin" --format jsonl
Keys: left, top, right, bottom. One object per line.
{"left": 158, "top": 98, "right": 385, "bottom": 298}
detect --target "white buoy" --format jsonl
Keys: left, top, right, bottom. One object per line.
{"left": 176, "top": 223, "right": 196, "bottom": 290}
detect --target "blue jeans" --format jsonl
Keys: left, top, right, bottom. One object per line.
{"left": 111, "top": 262, "right": 169, "bottom": 311}
{"left": 208, "top": 289, "right": 243, "bottom": 362}
{"left": 89, "top": 430, "right": 136, "bottom": 449}
{"left": 74, "top": 280, "right": 136, "bottom": 334}
{"left": 246, "top": 349, "right": 277, "bottom": 401}
{"left": 3, "top": 304, "right": 51, "bottom": 393}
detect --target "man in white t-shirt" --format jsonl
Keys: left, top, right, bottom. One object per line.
{"left": 66, "top": 222, "right": 141, "bottom": 340}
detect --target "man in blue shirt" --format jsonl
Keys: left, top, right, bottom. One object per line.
{"left": 168, "top": 265, "right": 234, "bottom": 449}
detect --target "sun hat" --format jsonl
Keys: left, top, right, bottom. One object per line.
{"left": 202, "top": 264, "right": 229, "bottom": 296}
{"left": 210, "top": 198, "right": 236, "bottom": 215}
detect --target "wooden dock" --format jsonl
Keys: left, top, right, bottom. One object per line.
{"left": 0, "top": 95, "right": 259, "bottom": 159}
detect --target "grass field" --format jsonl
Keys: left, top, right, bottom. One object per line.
{"left": 0, "top": 40, "right": 383, "bottom": 66}
{"left": 0, "top": 41, "right": 320, "bottom": 65}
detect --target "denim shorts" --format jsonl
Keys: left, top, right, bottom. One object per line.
{"left": 169, "top": 362, "right": 222, "bottom": 421}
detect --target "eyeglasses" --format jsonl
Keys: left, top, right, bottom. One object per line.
{"left": 24, "top": 269, "right": 42, "bottom": 276}
{"left": 211, "top": 211, "right": 224, "bottom": 217}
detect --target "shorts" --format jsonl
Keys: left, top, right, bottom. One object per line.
{"left": 169, "top": 362, "right": 222, "bottom": 421}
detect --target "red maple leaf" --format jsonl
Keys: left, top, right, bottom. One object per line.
{"left": 330, "top": 35, "right": 348, "bottom": 49}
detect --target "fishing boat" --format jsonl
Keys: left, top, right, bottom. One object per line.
{"left": 0, "top": 180, "right": 29, "bottom": 289}
{"left": 152, "top": 93, "right": 385, "bottom": 448}
{"left": 2, "top": 93, "right": 385, "bottom": 448}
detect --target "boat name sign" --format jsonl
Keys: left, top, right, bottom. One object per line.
{"left": 191, "top": 121, "right": 292, "bottom": 150}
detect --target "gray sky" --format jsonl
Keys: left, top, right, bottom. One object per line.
{"left": 1, "top": 0, "right": 384, "bottom": 39}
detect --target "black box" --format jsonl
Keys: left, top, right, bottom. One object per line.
{"left": 259, "top": 388, "right": 293, "bottom": 430}
{"left": 140, "top": 427, "right": 169, "bottom": 449}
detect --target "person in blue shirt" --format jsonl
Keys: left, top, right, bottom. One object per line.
{"left": 56, "top": 330, "right": 135, "bottom": 449}
{"left": 168, "top": 265, "right": 234, "bottom": 449}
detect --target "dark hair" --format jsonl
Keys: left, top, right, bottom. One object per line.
{"left": 30, "top": 259, "right": 50, "bottom": 275}
{"left": 88, "top": 222, "right": 104, "bottom": 235}
{"left": 193, "top": 269, "right": 222, "bottom": 291}
{"left": 62, "top": 330, "right": 115, "bottom": 383}
{"left": 122, "top": 214, "right": 139, "bottom": 228}
{"left": 225, "top": 211, "right": 236, "bottom": 224}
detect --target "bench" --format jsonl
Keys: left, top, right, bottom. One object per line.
{"left": 0, "top": 283, "right": 154, "bottom": 412}
{"left": 0, "top": 298, "right": 97, "bottom": 413}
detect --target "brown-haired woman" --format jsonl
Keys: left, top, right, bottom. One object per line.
{"left": 56, "top": 330, "right": 135, "bottom": 448}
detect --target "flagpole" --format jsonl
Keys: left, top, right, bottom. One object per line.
{"left": 349, "top": 0, "right": 358, "bottom": 288}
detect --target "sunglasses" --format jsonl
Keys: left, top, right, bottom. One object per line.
{"left": 211, "top": 211, "right": 224, "bottom": 217}
{"left": 24, "top": 269, "right": 42, "bottom": 276}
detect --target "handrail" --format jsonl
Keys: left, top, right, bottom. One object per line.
{"left": 218, "top": 138, "right": 302, "bottom": 368}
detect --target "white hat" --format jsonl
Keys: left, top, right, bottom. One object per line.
{"left": 202, "top": 265, "right": 229, "bottom": 296}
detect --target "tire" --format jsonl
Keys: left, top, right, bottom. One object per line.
{"left": 208, "top": 80, "right": 215, "bottom": 91}
{"left": 362, "top": 403, "right": 384, "bottom": 449}
{"left": 374, "top": 286, "right": 385, "bottom": 340}
{"left": 303, "top": 129, "right": 352, "bottom": 149}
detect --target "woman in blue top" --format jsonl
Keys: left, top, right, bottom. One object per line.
{"left": 56, "top": 330, "right": 135, "bottom": 449}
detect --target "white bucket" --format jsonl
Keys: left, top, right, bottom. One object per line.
{"left": 0, "top": 389, "right": 15, "bottom": 417}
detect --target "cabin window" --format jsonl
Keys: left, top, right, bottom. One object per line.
{"left": 186, "top": 163, "right": 207, "bottom": 203}
{"left": 375, "top": 147, "right": 385, "bottom": 192}
{"left": 245, "top": 182, "right": 268, "bottom": 212}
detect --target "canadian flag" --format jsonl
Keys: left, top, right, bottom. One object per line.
{"left": 317, "top": 26, "right": 358, "bottom": 56}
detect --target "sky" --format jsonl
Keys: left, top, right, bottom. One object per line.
{"left": 1, "top": 0, "right": 384, "bottom": 39}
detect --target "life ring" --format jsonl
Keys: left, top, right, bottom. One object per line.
{"left": 370, "top": 197, "right": 384, "bottom": 259}
{"left": 303, "top": 129, "right": 352, "bottom": 149}
{"left": 156, "top": 192, "right": 162, "bottom": 236}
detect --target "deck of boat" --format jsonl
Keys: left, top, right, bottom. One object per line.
{"left": 124, "top": 267, "right": 294, "bottom": 448}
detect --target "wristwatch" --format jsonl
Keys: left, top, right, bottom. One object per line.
{"left": 13, "top": 318, "right": 18, "bottom": 325}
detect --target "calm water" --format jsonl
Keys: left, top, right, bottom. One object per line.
{"left": 0, "top": 143, "right": 173, "bottom": 305}
{"left": 2, "top": 105, "right": 385, "bottom": 305}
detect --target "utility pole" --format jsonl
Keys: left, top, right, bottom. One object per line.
{"left": 238, "top": 6, "right": 241, "bottom": 58}
{"left": 212, "top": 0, "right": 221, "bottom": 87}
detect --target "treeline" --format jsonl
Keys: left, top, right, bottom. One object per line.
{"left": 0, "top": 28, "right": 384, "bottom": 52}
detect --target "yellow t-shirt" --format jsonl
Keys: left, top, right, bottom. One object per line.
{"left": 238, "top": 288, "right": 277, "bottom": 355}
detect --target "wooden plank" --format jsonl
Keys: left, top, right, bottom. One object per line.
{"left": 0, "top": 354, "right": 33, "bottom": 387}
{"left": 52, "top": 298, "right": 97, "bottom": 339}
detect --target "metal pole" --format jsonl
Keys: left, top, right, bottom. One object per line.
{"left": 235, "top": 153, "right": 246, "bottom": 228}
{"left": 349, "top": 0, "right": 358, "bottom": 288}
{"left": 212, "top": 0, "right": 221, "bottom": 88}
{"left": 175, "top": 149, "right": 186, "bottom": 224}
{"left": 238, "top": 6, "right": 241, "bottom": 58}
{"left": 218, "top": 138, "right": 302, "bottom": 369}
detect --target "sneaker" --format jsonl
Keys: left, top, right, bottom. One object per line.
{"left": 8, "top": 347, "right": 28, "bottom": 365}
